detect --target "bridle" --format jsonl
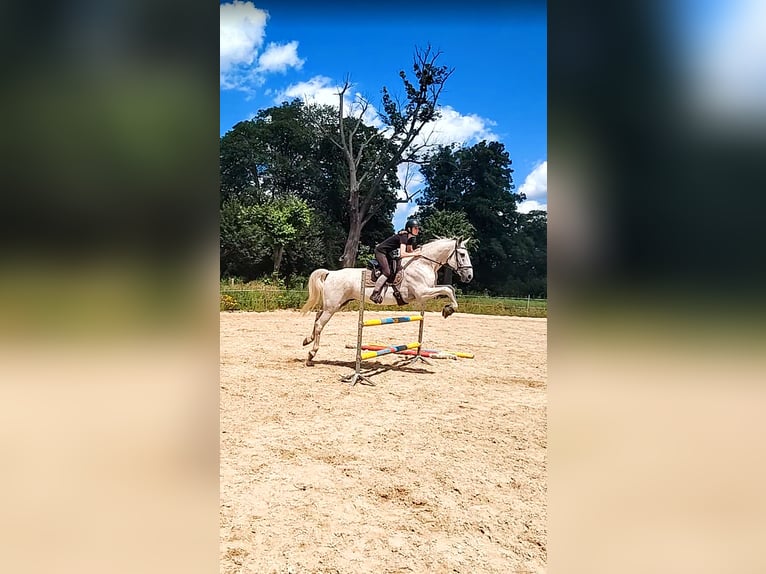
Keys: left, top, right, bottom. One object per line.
{"left": 447, "top": 239, "right": 474, "bottom": 273}
{"left": 405, "top": 239, "right": 473, "bottom": 274}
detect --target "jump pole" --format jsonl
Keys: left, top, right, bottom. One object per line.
{"left": 360, "top": 342, "right": 420, "bottom": 360}
{"left": 363, "top": 344, "right": 474, "bottom": 359}
{"left": 363, "top": 315, "right": 422, "bottom": 326}
{"left": 340, "top": 270, "right": 430, "bottom": 386}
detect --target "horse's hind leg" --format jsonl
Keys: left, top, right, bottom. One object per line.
{"left": 303, "top": 310, "right": 323, "bottom": 346}
{"left": 305, "top": 309, "right": 335, "bottom": 366}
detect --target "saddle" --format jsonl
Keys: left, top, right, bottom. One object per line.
{"left": 365, "top": 260, "right": 406, "bottom": 305}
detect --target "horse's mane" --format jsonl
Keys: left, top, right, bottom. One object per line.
{"left": 419, "top": 236, "right": 468, "bottom": 255}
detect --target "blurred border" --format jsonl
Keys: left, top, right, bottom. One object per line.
{"left": 550, "top": 0, "right": 766, "bottom": 572}
{"left": 0, "top": 1, "right": 220, "bottom": 573}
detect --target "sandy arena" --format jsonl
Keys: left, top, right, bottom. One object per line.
{"left": 220, "top": 309, "right": 547, "bottom": 573}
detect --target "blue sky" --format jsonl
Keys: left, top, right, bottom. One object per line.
{"left": 220, "top": 1, "right": 547, "bottom": 229}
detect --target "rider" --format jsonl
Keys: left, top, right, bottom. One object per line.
{"left": 370, "top": 218, "right": 421, "bottom": 304}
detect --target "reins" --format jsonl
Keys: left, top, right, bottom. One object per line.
{"left": 400, "top": 239, "right": 472, "bottom": 274}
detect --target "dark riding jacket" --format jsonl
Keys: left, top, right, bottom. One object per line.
{"left": 375, "top": 230, "right": 416, "bottom": 258}
{"left": 373, "top": 231, "right": 417, "bottom": 280}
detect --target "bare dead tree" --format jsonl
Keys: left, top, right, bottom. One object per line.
{"left": 329, "top": 44, "right": 455, "bottom": 268}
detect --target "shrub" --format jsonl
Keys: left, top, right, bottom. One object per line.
{"left": 220, "top": 294, "right": 239, "bottom": 311}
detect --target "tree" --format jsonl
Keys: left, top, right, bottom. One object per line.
{"left": 220, "top": 199, "right": 270, "bottom": 279}
{"left": 508, "top": 210, "right": 547, "bottom": 297}
{"left": 220, "top": 100, "right": 321, "bottom": 205}
{"left": 330, "top": 44, "right": 455, "bottom": 268}
{"left": 219, "top": 120, "right": 264, "bottom": 206}
{"left": 220, "top": 99, "right": 398, "bottom": 277}
{"left": 415, "top": 141, "right": 546, "bottom": 295}
{"left": 254, "top": 197, "right": 312, "bottom": 275}
{"left": 420, "top": 209, "right": 477, "bottom": 244}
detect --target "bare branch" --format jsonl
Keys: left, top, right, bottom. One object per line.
{"left": 336, "top": 78, "right": 351, "bottom": 151}
{"left": 336, "top": 44, "right": 454, "bottom": 267}
{"left": 395, "top": 188, "right": 425, "bottom": 204}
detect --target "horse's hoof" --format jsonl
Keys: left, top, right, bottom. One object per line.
{"left": 306, "top": 356, "right": 315, "bottom": 367}
{"left": 302, "top": 337, "right": 310, "bottom": 346}
{"left": 442, "top": 305, "right": 455, "bottom": 318}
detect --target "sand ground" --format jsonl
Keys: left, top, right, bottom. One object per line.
{"left": 220, "top": 309, "right": 547, "bottom": 573}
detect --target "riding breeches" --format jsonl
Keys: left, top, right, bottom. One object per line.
{"left": 374, "top": 250, "right": 397, "bottom": 280}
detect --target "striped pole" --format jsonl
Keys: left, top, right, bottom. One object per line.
{"left": 363, "top": 315, "right": 423, "bottom": 327}
{"left": 361, "top": 342, "right": 420, "bottom": 360}
{"left": 360, "top": 345, "right": 456, "bottom": 359}
{"left": 365, "top": 343, "right": 474, "bottom": 359}
{"left": 440, "top": 350, "right": 475, "bottom": 359}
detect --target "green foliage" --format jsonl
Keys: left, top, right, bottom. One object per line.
{"left": 415, "top": 141, "right": 546, "bottom": 296}
{"left": 218, "top": 50, "right": 545, "bottom": 298}
{"left": 259, "top": 274, "right": 287, "bottom": 289}
{"left": 355, "top": 243, "right": 375, "bottom": 268}
{"left": 220, "top": 97, "right": 398, "bottom": 276}
{"left": 219, "top": 285, "right": 546, "bottom": 318}
{"left": 220, "top": 100, "right": 324, "bottom": 205}
{"left": 420, "top": 210, "right": 477, "bottom": 244}
{"left": 219, "top": 198, "right": 271, "bottom": 279}
{"left": 255, "top": 197, "right": 311, "bottom": 247}
{"left": 220, "top": 287, "right": 309, "bottom": 312}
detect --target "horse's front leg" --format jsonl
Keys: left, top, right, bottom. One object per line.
{"left": 418, "top": 285, "right": 458, "bottom": 318}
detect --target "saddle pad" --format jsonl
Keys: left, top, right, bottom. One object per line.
{"left": 364, "top": 268, "right": 404, "bottom": 288}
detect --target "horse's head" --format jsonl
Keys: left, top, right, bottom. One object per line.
{"left": 449, "top": 238, "right": 474, "bottom": 283}
{"left": 417, "top": 237, "right": 474, "bottom": 282}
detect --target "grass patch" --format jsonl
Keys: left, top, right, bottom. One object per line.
{"left": 221, "top": 288, "right": 546, "bottom": 318}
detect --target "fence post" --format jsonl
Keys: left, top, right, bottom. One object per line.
{"left": 527, "top": 295, "right": 530, "bottom": 312}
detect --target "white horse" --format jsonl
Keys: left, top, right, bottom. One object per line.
{"left": 301, "top": 237, "right": 474, "bottom": 366}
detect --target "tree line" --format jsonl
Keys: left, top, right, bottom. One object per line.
{"left": 220, "top": 48, "right": 546, "bottom": 297}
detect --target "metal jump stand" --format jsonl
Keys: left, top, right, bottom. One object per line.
{"left": 341, "top": 270, "right": 430, "bottom": 386}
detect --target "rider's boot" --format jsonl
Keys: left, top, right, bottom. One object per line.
{"left": 370, "top": 274, "right": 388, "bottom": 304}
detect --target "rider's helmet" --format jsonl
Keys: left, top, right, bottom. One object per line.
{"left": 405, "top": 218, "right": 420, "bottom": 233}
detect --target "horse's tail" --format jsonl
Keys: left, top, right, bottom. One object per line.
{"left": 301, "top": 269, "right": 330, "bottom": 314}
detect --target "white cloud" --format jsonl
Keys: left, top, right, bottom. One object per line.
{"left": 273, "top": 80, "right": 496, "bottom": 147}
{"left": 273, "top": 78, "right": 383, "bottom": 130}
{"left": 220, "top": 2, "right": 267, "bottom": 74}
{"left": 517, "top": 161, "right": 547, "bottom": 213}
{"left": 275, "top": 76, "right": 343, "bottom": 107}
{"left": 517, "top": 199, "right": 547, "bottom": 214}
{"left": 393, "top": 202, "right": 415, "bottom": 230}
{"left": 257, "top": 41, "right": 305, "bottom": 73}
{"left": 391, "top": 165, "right": 424, "bottom": 231}
{"left": 220, "top": 2, "right": 304, "bottom": 90}
{"left": 396, "top": 164, "right": 425, "bottom": 200}
{"left": 519, "top": 160, "right": 547, "bottom": 200}
{"left": 418, "top": 106, "right": 498, "bottom": 147}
